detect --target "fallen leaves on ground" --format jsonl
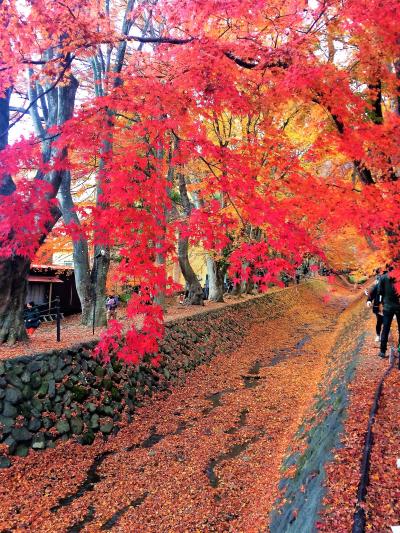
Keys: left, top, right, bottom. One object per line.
{"left": 0, "top": 282, "right": 354, "bottom": 532}
{"left": 319, "top": 314, "right": 398, "bottom": 532}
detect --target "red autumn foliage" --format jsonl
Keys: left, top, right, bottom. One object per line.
{"left": 0, "top": 0, "right": 399, "bottom": 360}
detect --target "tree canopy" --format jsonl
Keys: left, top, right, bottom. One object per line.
{"left": 0, "top": 0, "right": 399, "bottom": 359}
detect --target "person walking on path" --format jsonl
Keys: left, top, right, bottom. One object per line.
{"left": 24, "top": 301, "right": 41, "bottom": 335}
{"left": 106, "top": 294, "right": 119, "bottom": 321}
{"left": 203, "top": 275, "right": 209, "bottom": 300}
{"left": 378, "top": 266, "right": 400, "bottom": 358}
{"left": 366, "top": 268, "right": 383, "bottom": 342}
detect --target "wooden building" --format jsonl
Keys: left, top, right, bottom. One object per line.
{"left": 27, "top": 264, "right": 81, "bottom": 315}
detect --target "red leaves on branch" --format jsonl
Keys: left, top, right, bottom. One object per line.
{"left": 0, "top": 179, "right": 56, "bottom": 259}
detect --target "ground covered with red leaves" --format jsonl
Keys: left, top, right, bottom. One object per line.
{"left": 0, "top": 282, "right": 356, "bottom": 532}
{"left": 320, "top": 313, "right": 400, "bottom": 532}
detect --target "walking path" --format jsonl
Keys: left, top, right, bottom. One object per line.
{"left": 0, "top": 290, "right": 290, "bottom": 361}
{"left": 0, "top": 281, "right": 366, "bottom": 532}
{"left": 320, "top": 312, "right": 400, "bottom": 532}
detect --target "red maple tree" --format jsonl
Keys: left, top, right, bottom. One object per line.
{"left": 0, "top": 0, "right": 399, "bottom": 360}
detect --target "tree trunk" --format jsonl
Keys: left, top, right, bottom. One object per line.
{"left": 231, "top": 281, "right": 242, "bottom": 296}
{"left": 80, "top": 113, "right": 113, "bottom": 327}
{"left": 58, "top": 168, "right": 109, "bottom": 327}
{"left": 1, "top": 58, "right": 85, "bottom": 343}
{"left": 0, "top": 257, "right": 30, "bottom": 344}
{"left": 57, "top": 171, "right": 93, "bottom": 323}
{"left": 71, "top": 240, "right": 92, "bottom": 324}
{"left": 240, "top": 261, "right": 255, "bottom": 294}
{"left": 80, "top": 246, "right": 110, "bottom": 327}
{"left": 0, "top": 89, "right": 29, "bottom": 343}
{"left": 206, "top": 256, "right": 224, "bottom": 302}
{"left": 178, "top": 233, "right": 204, "bottom": 305}
{"left": 177, "top": 171, "right": 204, "bottom": 305}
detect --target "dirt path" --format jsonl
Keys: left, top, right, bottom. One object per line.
{"left": 319, "top": 312, "right": 400, "bottom": 532}
{"left": 0, "top": 287, "right": 302, "bottom": 361}
{"left": 0, "top": 285, "right": 362, "bottom": 532}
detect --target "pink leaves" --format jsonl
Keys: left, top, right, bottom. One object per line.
{"left": 0, "top": 179, "right": 55, "bottom": 259}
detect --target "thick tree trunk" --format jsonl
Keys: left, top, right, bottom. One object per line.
{"left": 178, "top": 233, "right": 204, "bottom": 305}
{"left": 72, "top": 242, "right": 92, "bottom": 324}
{"left": 240, "top": 261, "right": 254, "bottom": 294}
{"left": 396, "top": 60, "right": 400, "bottom": 116}
{"left": 231, "top": 281, "right": 242, "bottom": 296}
{"left": 65, "top": 156, "right": 110, "bottom": 328}
{"left": 206, "top": 256, "right": 224, "bottom": 302}
{"left": 80, "top": 117, "right": 113, "bottom": 327}
{"left": 240, "top": 261, "right": 248, "bottom": 295}
{"left": 0, "top": 60, "right": 78, "bottom": 343}
{"left": 0, "top": 257, "right": 30, "bottom": 344}
{"left": 177, "top": 172, "right": 204, "bottom": 305}
{"left": 0, "top": 89, "right": 29, "bottom": 344}
{"left": 79, "top": 247, "right": 110, "bottom": 327}
{"left": 58, "top": 171, "right": 92, "bottom": 322}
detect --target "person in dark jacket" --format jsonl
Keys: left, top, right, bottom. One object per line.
{"left": 366, "top": 268, "right": 383, "bottom": 342}
{"left": 24, "top": 301, "right": 41, "bottom": 335}
{"left": 106, "top": 295, "right": 119, "bottom": 321}
{"left": 203, "top": 274, "right": 209, "bottom": 300}
{"left": 378, "top": 266, "right": 400, "bottom": 358}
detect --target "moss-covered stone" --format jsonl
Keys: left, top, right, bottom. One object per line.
{"left": 90, "top": 414, "right": 99, "bottom": 430}
{"left": 31, "top": 398, "right": 43, "bottom": 411}
{"left": 14, "top": 444, "right": 29, "bottom": 457}
{"left": 11, "top": 427, "right": 32, "bottom": 443}
{"left": 37, "top": 380, "right": 49, "bottom": 398}
{"left": 86, "top": 402, "right": 97, "bottom": 413}
{"left": 42, "top": 416, "right": 53, "bottom": 430}
{"left": 70, "top": 416, "right": 84, "bottom": 435}
{"left": 94, "top": 366, "right": 106, "bottom": 378}
{"left": 0, "top": 454, "right": 11, "bottom": 468}
{"left": 31, "top": 434, "right": 46, "bottom": 450}
{"left": 70, "top": 385, "right": 90, "bottom": 402}
{"left": 100, "top": 420, "right": 113, "bottom": 434}
{"left": 3, "top": 436, "right": 17, "bottom": 454}
{"left": 5, "top": 386, "right": 22, "bottom": 404}
{"left": 80, "top": 429, "right": 95, "bottom": 445}
{"left": 28, "top": 417, "right": 41, "bottom": 432}
{"left": 21, "top": 385, "right": 33, "bottom": 400}
{"left": 2, "top": 401, "right": 17, "bottom": 418}
{"left": 56, "top": 420, "right": 70, "bottom": 435}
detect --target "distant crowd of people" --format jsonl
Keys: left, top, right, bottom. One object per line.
{"left": 366, "top": 265, "right": 400, "bottom": 358}
{"left": 178, "top": 262, "right": 326, "bottom": 303}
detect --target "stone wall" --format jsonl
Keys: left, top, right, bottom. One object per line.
{"left": 0, "top": 283, "right": 321, "bottom": 467}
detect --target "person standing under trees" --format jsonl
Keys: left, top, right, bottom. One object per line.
{"left": 203, "top": 275, "right": 209, "bottom": 300}
{"left": 366, "top": 268, "right": 383, "bottom": 342}
{"left": 24, "top": 302, "right": 41, "bottom": 336}
{"left": 106, "top": 295, "right": 119, "bottom": 321}
{"left": 378, "top": 266, "right": 400, "bottom": 358}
